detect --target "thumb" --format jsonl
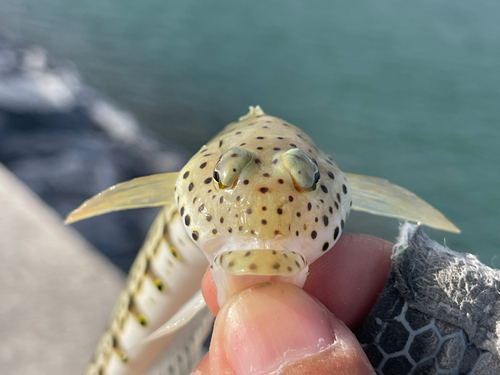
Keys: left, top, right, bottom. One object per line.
{"left": 193, "top": 282, "right": 375, "bottom": 375}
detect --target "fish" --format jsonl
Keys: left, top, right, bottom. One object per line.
{"left": 66, "top": 106, "right": 459, "bottom": 375}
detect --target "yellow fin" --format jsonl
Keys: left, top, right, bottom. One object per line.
{"left": 141, "top": 290, "right": 209, "bottom": 345}
{"left": 65, "top": 172, "right": 179, "bottom": 224}
{"left": 346, "top": 173, "right": 460, "bottom": 233}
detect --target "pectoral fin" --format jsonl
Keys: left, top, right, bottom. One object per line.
{"left": 345, "top": 173, "right": 460, "bottom": 233}
{"left": 65, "top": 172, "right": 179, "bottom": 224}
{"left": 141, "top": 290, "right": 209, "bottom": 344}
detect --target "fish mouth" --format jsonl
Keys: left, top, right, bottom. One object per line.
{"left": 214, "top": 249, "right": 307, "bottom": 277}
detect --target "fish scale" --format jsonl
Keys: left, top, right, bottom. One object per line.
{"left": 67, "top": 106, "right": 459, "bottom": 375}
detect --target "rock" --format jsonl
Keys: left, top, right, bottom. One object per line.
{"left": 0, "top": 35, "right": 189, "bottom": 271}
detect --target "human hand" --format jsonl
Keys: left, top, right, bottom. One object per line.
{"left": 193, "top": 233, "right": 393, "bottom": 375}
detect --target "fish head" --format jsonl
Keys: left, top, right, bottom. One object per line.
{"left": 175, "top": 107, "right": 352, "bottom": 304}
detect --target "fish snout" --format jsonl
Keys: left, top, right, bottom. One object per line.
{"left": 214, "top": 249, "right": 307, "bottom": 277}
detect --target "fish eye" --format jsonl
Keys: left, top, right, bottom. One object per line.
{"left": 214, "top": 147, "right": 253, "bottom": 189}
{"left": 213, "top": 170, "right": 221, "bottom": 184}
{"left": 282, "top": 149, "right": 319, "bottom": 191}
{"left": 313, "top": 170, "right": 321, "bottom": 190}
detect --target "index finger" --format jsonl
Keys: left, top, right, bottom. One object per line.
{"left": 202, "top": 233, "right": 393, "bottom": 328}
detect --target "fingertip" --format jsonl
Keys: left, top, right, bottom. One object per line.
{"left": 209, "top": 283, "right": 374, "bottom": 375}
{"left": 305, "top": 233, "right": 393, "bottom": 328}
{"left": 201, "top": 233, "right": 393, "bottom": 326}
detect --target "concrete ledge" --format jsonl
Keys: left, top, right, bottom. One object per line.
{"left": 0, "top": 163, "right": 124, "bottom": 375}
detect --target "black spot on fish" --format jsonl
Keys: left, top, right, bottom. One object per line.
{"left": 327, "top": 171, "right": 335, "bottom": 179}
{"left": 204, "top": 177, "right": 212, "bottom": 184}
{"left": 334, "top": 227, "right": 340, "bottom": 240}
{"left": 320, "top": 185, "right": 328, "bottom": 194}
{"left": 183, "top": 171, "right": 189, "bottom": 179}
{"left": 188, "top": 182, "right": 194, "bottom": 191}
{"left": 259, "top": 187, "right": 269, "bottom": 193}
{"left": 219, "top": 140, "right": 223, "bottom": 148}
{"left": 244, "top": 179, "right": 249, "bottom": 185}
{"left": 342, "top": 184, "right": 347, "bottom": 194}
{"left": 307, "top": 202, "right": 312, "bottom": 211}
{"left": 311, "top": 231, "right": 317, "bottom": 239}
{"left": 323, "top": 216, "right": 329, "bottom": 226}
{"left": 192, "top": 231, "right": 199, "bottom": 241}
{"left": 184, "top": 215, "right": 190, "bottom": 226}
{"left": 212, "top": 229, "right": 217, "bottom": 234}
{"left": 323, "top": 242, "right": 329, "bottom": 251}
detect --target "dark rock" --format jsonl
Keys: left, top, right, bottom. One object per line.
{"left": 0, "top": 36, "right": 189, "bottom": 271}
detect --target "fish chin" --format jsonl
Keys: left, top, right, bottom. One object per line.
{"left": 211, "top": 249, "right": 309, "bottom": 306}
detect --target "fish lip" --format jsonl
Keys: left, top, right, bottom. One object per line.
{"left": 213, "top": 249, "right": 307, "bottom": 277}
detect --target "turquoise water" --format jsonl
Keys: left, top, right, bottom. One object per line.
{"left": 1, "top": 0, "right": 499, "bottom": 266}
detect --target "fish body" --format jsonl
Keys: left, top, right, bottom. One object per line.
{"left": 82, "top": 205, "right": 210, "bottom": 375}
{"left": 68, "top": 106, "right": 459, "bottom": 375}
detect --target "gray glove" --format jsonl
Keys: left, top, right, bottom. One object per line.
{"left": 356, "top": 223, "right": 500, "bottom": 375}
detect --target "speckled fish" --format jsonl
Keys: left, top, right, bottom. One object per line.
{"left": 66, "top": 106, "right": 459, "bottom": 375}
